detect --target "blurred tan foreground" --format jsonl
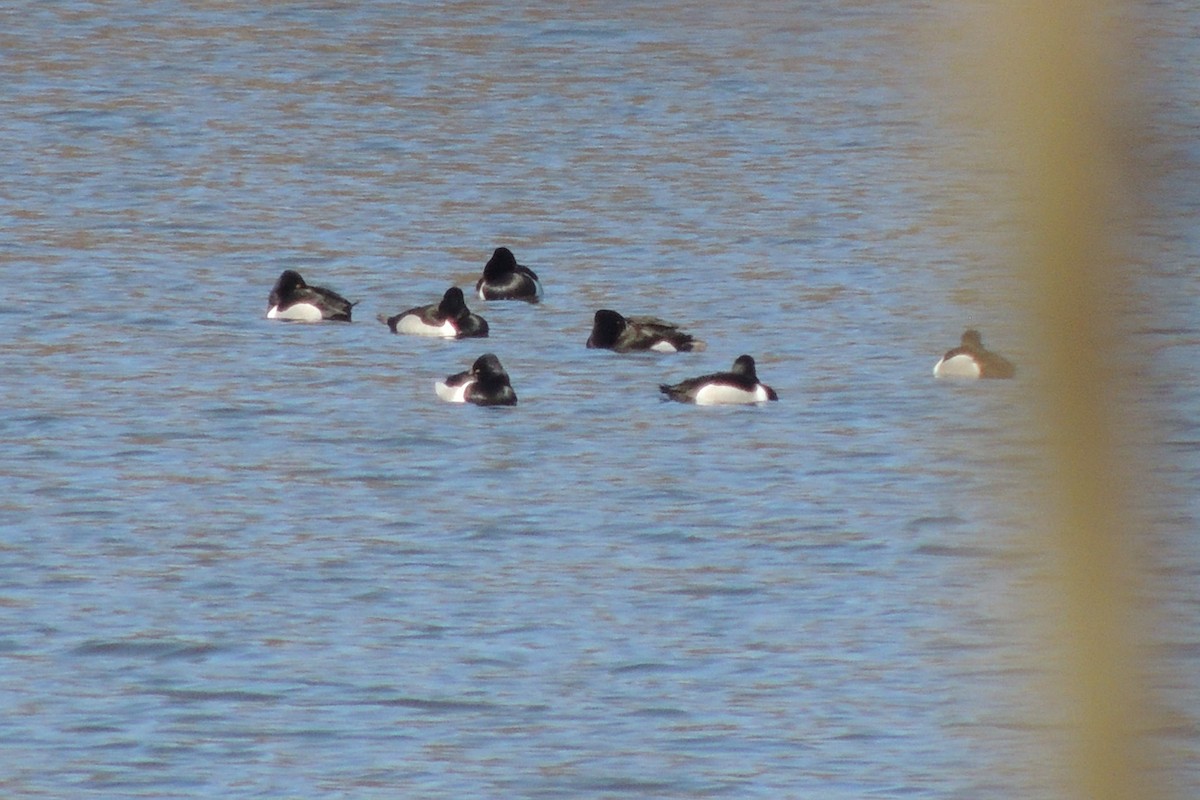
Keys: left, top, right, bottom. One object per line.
{"left": 943, "top": 3, "right": 1167, "bottom": 799}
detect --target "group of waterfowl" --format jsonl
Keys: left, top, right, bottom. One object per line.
{"left": 267, "top": 246, "right": 1015, "bottom": 406}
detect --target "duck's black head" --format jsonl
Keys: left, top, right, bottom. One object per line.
{"left": 483, "top": 247, "right": 517, "bottom": 279}
{"left": 471, "top": 353, "right": 508, "bottom": 379}
{"left": 439, "top": 286, "right": 468, "bottom": 317}
{"left": 273, "top": 269, "right": 307, "bottom": 295}
{"left": 587, "top": 309, "right": 627, "bottom": 348}
{"left": 730, "top": 355, "right": 758, "bottom": 380}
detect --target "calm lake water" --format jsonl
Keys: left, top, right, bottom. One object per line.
{"left": 2, "top": 2, "right": 1199, "bottom": 797}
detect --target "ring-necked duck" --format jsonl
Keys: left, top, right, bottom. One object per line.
{"left": 378, "top": 287, "right": 489, "bottom": 338}
{"left": 659, "top": 355, "right": 778, "bottom": 405}
{"left": 933, "top": 329, "right": 1015, "bottom": 379}
{"left": 435, "top": 353, "right": 518, "bottom": 406}
{"left": 586, "top": 309, "right": 704, "bottom": 353}
{"left": 475, "top": 247, "right": 543, "bottom": 302}
{"left": 266, "top": 270, "right": 355, "bottom": 322}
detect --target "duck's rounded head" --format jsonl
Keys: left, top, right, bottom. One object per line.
{"left": 272, "top": 269, "right": 306, "bottom": 295}
{"left": 730, "top": 354, "right": 759, "bottom": 380}
{"left": 472, "top": 353, "right": 507, "bottom": 378}
{"left": 438, "top": 286, "right": 469, "bottom": 318}
{"left": 588, "top": 309, "right": 627, "bottom": 348}
{"left": 483, "top": 247, "right": 517, "bottom": 279}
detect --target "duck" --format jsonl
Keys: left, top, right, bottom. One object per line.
{"left": 377, "top": 287, "right": 489, "bottom": 338}
{"left": 586, "top": 309, "right": 705, "bottom": 353}
{"left": 475, "top": 247, "right": 543, "bottom": 302}
{"left": 266, "top": 270, "right": 355, "bottom": 322}
{"left": 659, "top": 355, "right": 778, "bottom": 405}
{"left": 932, "top": 329, "right": 1015, "bottom": 379}
{"left": 435, "top": 353, "right": 518, "bottom": 406}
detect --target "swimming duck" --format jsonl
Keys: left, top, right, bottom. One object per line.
{"left": 377, "top": 287, "right": 489, "bottom": 338}
{"left": 932, "top": 329, "right": 1015, "bottom": 379}
{"left": 435, "top": 353, "right": 518, "bottom": 406}
{"left": 266, "top": 270, "right": 355, "bottom": 322}
{"left": 586, "top": 309, "right": 704, "bottom": 353}
{"left": 475, "top": 247, "right": 543, "bottom": 302}
{"left": 659, "top": 355, "right": 778, "bottom": 405}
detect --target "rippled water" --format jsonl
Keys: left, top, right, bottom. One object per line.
{"left": 2, "top": 2, "right": 1199, "bottom": 797}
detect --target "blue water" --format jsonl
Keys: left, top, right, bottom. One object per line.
{"left": 2, "top": 2, "right": 1199, "bottom": 797}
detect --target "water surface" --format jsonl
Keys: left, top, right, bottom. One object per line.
{"left": 1, "top": 2, "right": 1198, "bottom": 797}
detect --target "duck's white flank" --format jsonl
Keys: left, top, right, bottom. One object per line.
{"left": 650, "top": 340, "right": 678, "bottom": 353}
{"left": 435, "top": 379, "right": 472, "bottom": 403}
{"left": 479, "top": 279, "right": 543, "bottom": 302}
{"left": 692, "top": 383, "right": 770, "bottom": 406}
{"left": 396, "top": 315, "right": 457, "bottom": 337}
{"left": 932, "top": 354, "right": 981, "bottom": 379}
{"left": 267, "top": 303, "right": 324, "bottom": 322}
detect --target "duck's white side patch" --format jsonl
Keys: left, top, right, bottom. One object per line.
{"left": 478, "top": 276, "right": 541, "bottom": 301}
{"left": 650, "top": 340, "right": 678, "bottom": 353}
{"left": 692, "top": 383, "right": 767, "bottom": 405}
{"left": 396, "top": 314, "right": 457, "bottom": 337}
{"left": 435, "top": 378, "right": 472, "bottom": 403}
{"left": 268, "top": 303, "right": 324, "bottom": 322}
{"left": 933, "top": 354, "right": 981, "bottom": 379}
